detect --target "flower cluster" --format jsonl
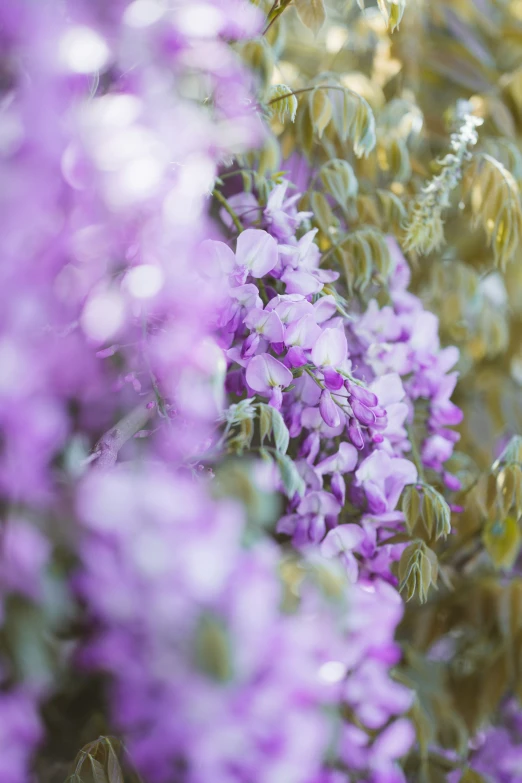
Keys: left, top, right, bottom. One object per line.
{"left": 208, "top": 177, "right": 462, "bottom": 558}
{"left": 200, "top": 176, "right": 464, "bottom": 780}
{"left": 77, "top": 463, "right": 351, "bottom": 783}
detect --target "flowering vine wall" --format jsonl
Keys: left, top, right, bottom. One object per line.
{"left": 2, "top": 2, "right": 522, "bottom": 783}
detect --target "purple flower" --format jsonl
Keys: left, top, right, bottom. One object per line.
{"left": 312, "top": 328, "right": 348, "bottom": 369}
{"left": 235, "top": 229, "right": 278, "bottom": 281}
{"left": 319, "top": 389, "right": 341, "bottom": 428}
{"left": 246, "top": 353, "right": 293, "bottom": 409}
{"left": 321, "top": 525, "right": 366, "bottom": 582}
{"left": 355, "top": 451, "right": 417, "bottom": 515}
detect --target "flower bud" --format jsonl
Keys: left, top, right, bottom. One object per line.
{"left": 346, "top": 381, "right": 378, "bottom": 408}
{"left": 324, "top": 367, "right": 344, "bottom": 390}
{"left": 320, "top": 389, "right": 341, "bottom": 428}
{"left": 348, "top": 418, "right": 365, "bottom": 450}
{"left": 351, "top": 398, "right": 376, "bottom": 427}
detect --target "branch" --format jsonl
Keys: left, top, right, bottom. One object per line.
{"left": 92, "top": 399, "right": 156, "bottom": 469}
{"left": 212, "top": 189, "right": 244, "bottom": 234}
{"left": 267, "top": 84, "right": 348, "bottom": 105}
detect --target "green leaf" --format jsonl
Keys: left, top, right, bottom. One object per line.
{"left": 107, "top": 744, "right": 124, "bottom": 783}
{"left": 377, "top": 0, "right": 406, "bottom": 32}
{"left": 258, "top": 403, "right": 272, "bottom": 446}
{"left": 483, "top": 515, "right": 522, "bottom": 569}
{"left": 424, "top": 485, "right": 452, "bottom": 540}
{"left": 310, "top": 88, "right": 332, "bottom": 138}
{"left": 398, "top": 540, "right": 438, "bottom": 602}
{"left": 294, "top": 0, "right": 326, "bottom": 35}
{"left": 319, "top": 158, "right": 358, "bottom": 210}
{"left": 268, "top": 84, "right": 298, "bottom": 123}
{"left": 257, "top": 404, "right": 289, "bottom": 453}
{"left": 89, "top": 756, "right": 109, "bottom": 783}
{"left": 270, "top": 408, "right": 290, "bottom": 454}
{"left": 402, "top": 484, "right": 420, "bottom": 534}
{"left": 241, "top": 417, "right": 254, "bottom": 451}
{"left": 310, "top": 190, "right": 339, "bottom": 237}
{"left": 331, "top": 89, "right": 376, "bottom": 157}
{"left": 495, "top": 435, "right": 522, "bottom": 467}
{"left": 274, "top": 452, "right": 306, "bottom": 498}
{"left": 239, "top": 38, "right": 274, "bottom": 92}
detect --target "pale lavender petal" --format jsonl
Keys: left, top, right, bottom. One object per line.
{"left": 281, "top": 268, "right": 323, "bottom": 296}
{"left": 313, "top": 295, "right": 337, "bottom": 323}
{"left": 319, "top": 389, "right": 341, "bottom": 428}
{"left": 311, "top": 328, "right": 347, "bottom": 368}
{"left": 320, "top": 524, "right": 366, "bottom": 557}
{"left": 285, "top": 314, "right": 322, "bottom": 349}
{"left": 236, "top": 229, "right": 278, "bottom": 278}
{"left": 198, "top": 239, "right": 236, "bottom": 278}
{"left": 245, "top": 353, "right": 292, "bottom": 394}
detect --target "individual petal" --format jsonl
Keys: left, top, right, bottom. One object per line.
{"left": 371, "top": 719, "right": 415, "bottom": 761}
{"left": 236, "top": 228, "right": 278, "bottom": 278}
{"left": 240, "top": 332, "right": 260, "bottom": 359}
{"left": 351, "top": 398, "right": 376, "bottom": 427}
{"left": 348, "top": 419, "right": 365, "bottom": 450}
{"left": 198, "top": 239, "right": 236, "bottom": 278}
{"left": 312, "top": 327, "right": 347, "bottom": 368}
{"left": 244, "top": 308, "right": 284, "bottom": 343}
{"left": 316, "top": 442, "right": 358, "bottom": 475}
{"left": 281, "top": 267, "right": 323, "bottom": 296}
{"left": 331, "top": 471, "right": 346, "bottom": 505}
{"left": 364, "top": 480, "right": 389, "bottom": 515}
{"left": 437, "top": 345, "right": 460, "bottom": 373}
{"left": 444, "top": 472, "right": 461, "bottom": 491}
{"left": 324, "top": 367, "right": 344, "bottom": 391}
{"left": 245, "top": 353, "right": 292, "bottom": 394}
{"left": 421, "top": 434, "right": 453, "bottom": 471}
{"left": 229, "top": 283, "right": 263, "bottom": 310}
{"left": 286, "top": 346, "right": 308, "bottom": 368}
{"left": 347, "top": 381, "right": 378, "bottom": 408}
{"left": 269, "top": 386, "right": 283, "bottom": 410}
{"left": 298, "top": 490, "right": 341, "bottom": 517}
{"left": 267, "top": 294, "right": 313, "bottom": 323}
{"left": 313, "top": 294, "right": 337, "bottom": 323}
{"left": 315, "top": 269, "right": 339, "bottom": 283}
{"left": 321, "top": 524, "right": 366, "bottom": 558}
{"left": 284, "top": 314, "right": 322, "bottom": 349}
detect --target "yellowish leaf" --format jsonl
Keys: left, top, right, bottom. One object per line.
{"left": 294, "top": 0, "right": 326, "bottom": 35}
{"left": 483, "top": 515, "right": 522, "bottom": 569}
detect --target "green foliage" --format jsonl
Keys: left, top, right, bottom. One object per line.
{"left": 294, "top": 0, "right": 326, "bottom": 35}
{"left": 268, "top": 84, "right": 298, "bottom": 123}
{"left": 399, "top": 540, "right": 439, "bottom": 603}
{"left": 65, "top": 737, "right": 131, "bottom": 783}
{"left": 403, "top": 484, "right": 452, "bottom": 541}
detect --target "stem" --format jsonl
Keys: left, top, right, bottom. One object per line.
{"left": 92, "top": 399, "right": 155, "bottom": 469}
{"left": 304, "top": 365, "right": 325, "bottom": 390}
{"left": 407, "top": 423, "right": 426, "bottom": 482}
{"left": 263, "top": 0, "right": 292, "bottom": 36}
{"left": 212, "top": 188, "right": 244, "bottom": 233}
{"left": 267, "top": 84, "right": 349, "bottom": 106}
